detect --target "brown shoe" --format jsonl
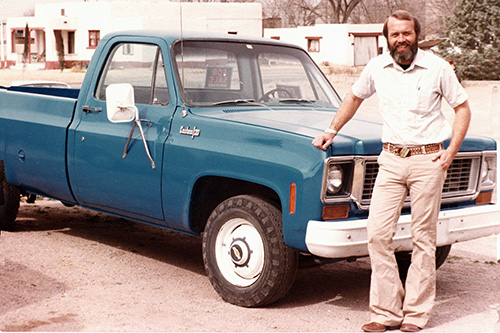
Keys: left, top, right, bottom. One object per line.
{"left": 401, "top": 323, "right": 421, "bottom": 332}
{"left": 362, "top": 322, "right": 387, "bottom": 332}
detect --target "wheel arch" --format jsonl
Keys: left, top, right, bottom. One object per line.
{"left": 189, "top": 176, "right": 281, "bottom": 234}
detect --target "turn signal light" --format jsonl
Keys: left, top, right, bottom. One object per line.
{"left": 289, "top": 182, "right": 296, "bottom": 215}
{"left": 322, "top": 204, "right": 349, "bottom": 220}
{"left": 475, "top": 191, "right": 493, "bottom": 205}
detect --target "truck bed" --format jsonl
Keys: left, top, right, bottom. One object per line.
{"left": 3, "top": 85, "right": 80, "bottom": 99}
{"left": 0, "top": 87, "right": 79, "bottom": 203}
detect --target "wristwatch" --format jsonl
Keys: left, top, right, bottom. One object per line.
{"left": 325, "top": 128, "right": 338, "bottom": 135}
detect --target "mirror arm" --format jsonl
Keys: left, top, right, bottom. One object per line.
{"left": 122, "top": 119, "right": 156, "bottom": 170}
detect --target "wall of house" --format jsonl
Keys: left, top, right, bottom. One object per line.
{"left": 38, "top": 1, "right": 113, "bottom": 66}
{"left": 264, "top": 24, "right": 385, "bottom": 67}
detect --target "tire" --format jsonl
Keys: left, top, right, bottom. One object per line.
{"left": 202, "top": 195, "right": 299, "bottom": 307}
{"left": 0, "top": 161, "right": 21, "bottom": 231}
{"left": 396, "top": 245, "right": 452, "bottom": 282}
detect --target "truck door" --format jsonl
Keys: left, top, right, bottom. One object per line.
{"left": 69, "top": 42, "right": 173, "bottom": 221}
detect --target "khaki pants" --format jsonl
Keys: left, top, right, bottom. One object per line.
{"left": 367, "top": 150, "right": 446, "bottom": 328}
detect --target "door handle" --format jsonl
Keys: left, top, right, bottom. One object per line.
{"left": 82, "top": 106, "right": 102, "bottom": 114}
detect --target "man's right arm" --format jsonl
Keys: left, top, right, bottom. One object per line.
{"left": 312, "top": 91, "right": 364, "bottom": 150}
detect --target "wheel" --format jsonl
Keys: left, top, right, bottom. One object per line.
{"left": 202, "top": 195, "right": 299, "bottom": 307}
{"left": 0, "top": 161, "right": 21, "bottom": 231}
{"left": 257, "top": 88, "right": 292, "bottom": 102}
{"left": 435, "top": 244, "right": 452, "bottom": 269}
{"left": 396, "top": 245, "right": 452, "bottom": 282}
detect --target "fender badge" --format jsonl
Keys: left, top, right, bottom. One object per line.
{"left": 180, "top": 126, "right": 201, "bottom": 139}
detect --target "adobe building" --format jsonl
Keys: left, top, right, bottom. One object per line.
{"left": 264, "top": 24, "right": 385, "bottom": 67}
{"left": 4, "top": 0, "right": 262, "bottom": 69}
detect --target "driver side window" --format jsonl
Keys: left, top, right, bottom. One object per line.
{"left": 96, "top": 43, "right": 170, "bottom": 105}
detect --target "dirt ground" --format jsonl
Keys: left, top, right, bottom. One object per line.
{"left": 0, "top": 68, "right": 500, "bottom": 332}
{"left": 0, "top": 199, "right": 499, "bottom": 332}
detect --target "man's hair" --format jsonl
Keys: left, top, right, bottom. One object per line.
{"left": 382, "top": 10, "right": 421, "bottom": 38}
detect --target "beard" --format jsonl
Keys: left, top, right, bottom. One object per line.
{"left": 388, "top": 39, "right": 418, "bottom": 65}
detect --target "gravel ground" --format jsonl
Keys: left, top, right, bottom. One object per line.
{"left": 0, "top": 68, "right": 499, "bottom": 332}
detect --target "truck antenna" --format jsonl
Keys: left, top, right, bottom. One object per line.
{"left": 180, "top": 2, "right": 187, "bottom": 118}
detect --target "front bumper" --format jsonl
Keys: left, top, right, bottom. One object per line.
{"left": 305, "top": 203, "right": 500, "bottom": 258}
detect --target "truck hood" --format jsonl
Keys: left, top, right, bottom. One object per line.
{"left": 200, "top": 107, "right": 384, "bottom": 155}
{"left": 198, "top": 106, "right": 497, "bottom": 155}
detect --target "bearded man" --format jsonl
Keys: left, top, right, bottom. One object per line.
{"left": 312, "top": 10, "right": 471, "bottom": 332}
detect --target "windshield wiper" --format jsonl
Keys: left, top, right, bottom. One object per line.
{"left": 212, "top": 99, "right": 257, "bottom": 106}
{"left": 279, "top": 98, "right": 317, "bottom": 104}
{"left": 278, "top": 99, "right": 327, "bottom": 108}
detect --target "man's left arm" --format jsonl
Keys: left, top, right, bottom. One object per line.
{"left": 433, "top": 100, "right": 471, "bottom": 170}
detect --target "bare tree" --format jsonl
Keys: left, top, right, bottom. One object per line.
{"left": 261, "top": 0, "right": 322, "bottom": 27}
{"left": 261, "top": 0, "right": 364, "bottom": 27}
{"left": 425, "top": 0, "right": 458, "bottom": 37}
{"left": 188, "top": 0, "right": 458, "bottom": 37}
{"left": 350, "top": 0, "right": 424, "bottom": 23}
{"left": 327, "top": 0, "right": 363, "bottom": 23}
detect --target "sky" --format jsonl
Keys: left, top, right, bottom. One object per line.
{"left": 0, "top": 0, "right": 183, "bottom": 18}
{"left": 0, "top": 0, "right": 83, "bottom": 18}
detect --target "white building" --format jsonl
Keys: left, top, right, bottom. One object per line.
{"left": 264, "top": 24, "right": 385, "bottom": 67}
{"left": 5, "top": 0, "right": 262, "bottom": 69}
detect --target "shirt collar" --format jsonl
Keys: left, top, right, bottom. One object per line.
{"left": 382, "top": 48, "right": 429, "bottom": 71}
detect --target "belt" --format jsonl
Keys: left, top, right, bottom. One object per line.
{"left": 383, "top": 142, "right": 443, "bottom": 158}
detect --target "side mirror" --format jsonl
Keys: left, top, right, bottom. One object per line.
{"left": 106, "top": 83, "right": 156, "bottom": 169}
{"left": 106, "top": 83, "right": 138, "bottom": 123}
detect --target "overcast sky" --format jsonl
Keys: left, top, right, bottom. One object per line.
{"left": 0, "top": 0, "right": 182, "bottom": 18}
{"left": 0, "top": 0, "right": 82, "bottom": 18}
{"left": 2, "top": 0, "right": 176, "bottom": 18}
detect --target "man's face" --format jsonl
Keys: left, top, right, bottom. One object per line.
{"left": 387, "top": 17, "right": 419, "bottom": 65}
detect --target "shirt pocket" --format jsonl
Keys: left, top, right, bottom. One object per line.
{"left": 415, "top": 90, "right": 434, "bottom": 113}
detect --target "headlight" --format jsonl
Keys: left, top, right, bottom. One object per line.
{"left": 480, "top": 152, "right": 497, "bottom": 189}
{"left": 321, "top": 157, "right": 355, "bottom": 203}
{"left": 326, "top": 165, "right": 343, "bottom": 194}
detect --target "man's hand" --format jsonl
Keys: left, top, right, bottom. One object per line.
{"left": 312, "top": 132, "right": 335, "bottom": 150}
{"left": 432, "top": 149, "right": 455, "bottom": 171}
{"left": 311, "top": 91, "right": 364, "bottom": 151}
{"left": 434, "top": 100, "right": 471, "bottom": 171}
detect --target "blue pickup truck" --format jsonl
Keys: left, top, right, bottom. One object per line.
{"left": 1, "top": 30, "right": 500, "bottom": 307}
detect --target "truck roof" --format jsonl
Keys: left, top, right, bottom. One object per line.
{"left": 100, "top": 29, "right": 301, "bottom": 49}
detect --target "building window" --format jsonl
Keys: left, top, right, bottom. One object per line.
{"left": 88, "top": 30, "right": 100, "bottom": 49}
{"left": 68, "top": 31, "right": 75, "bottom": 54}
{"left": 306, "top": 37, "right": 321, "bottom": 53}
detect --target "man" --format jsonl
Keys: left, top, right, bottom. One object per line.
{"left": 312, "top": 10, "right": 471, "bottom": 333}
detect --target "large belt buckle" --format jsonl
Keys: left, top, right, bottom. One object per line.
{"left": 399, "top": 146, "right": 410, "bottom": 158}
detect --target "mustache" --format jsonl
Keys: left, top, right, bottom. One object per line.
{"left": 395, "top": 41, "right": 410, "bottom": 47}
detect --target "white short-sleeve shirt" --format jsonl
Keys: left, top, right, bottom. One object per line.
{"left": 351, "top": 49, "right": 468, "bottom": 145}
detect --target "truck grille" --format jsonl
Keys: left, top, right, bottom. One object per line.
{"left": 361, "top": 156, "right": 479, "bottom": 205}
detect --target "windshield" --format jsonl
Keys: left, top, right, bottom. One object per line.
{"left": 173, "top": 40, "right": 341, "bottom": 108}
